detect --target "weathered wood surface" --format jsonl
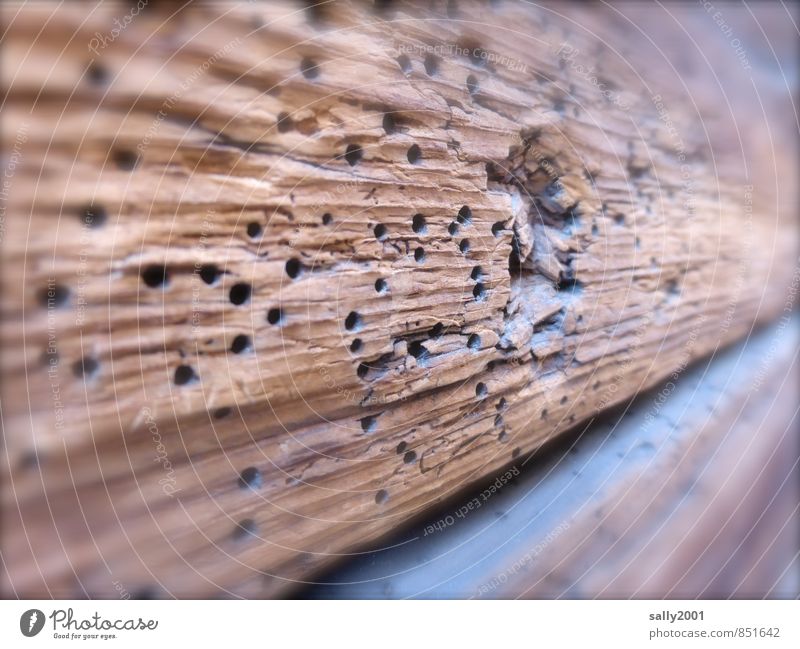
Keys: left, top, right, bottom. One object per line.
{"left": 304, "top": 318, "right": 800, "bottom": 598}
{"left": 1, "top": 1, "right": 797, "bottom": 597}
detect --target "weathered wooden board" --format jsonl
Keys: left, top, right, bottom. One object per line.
{"left": 1, "top": 1, "right": 797, "bottom": 597}
{"left": 301, "top": 317, "right": 799, "bottom": 598}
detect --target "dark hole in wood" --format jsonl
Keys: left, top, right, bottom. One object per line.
{"left": 382, "top": 113, "right": 397, "bottom": 134}
{"left": 246, "top": 221, "right": 262, "bottom": 238}
{"left": 80, "top": 204, "right": 107, "bottom": 228}
{"left": 285, "top": 258, "right": 302, "bottom": 279}
{"left": 408, "top": 340, "right": 429, "bottom": 360}
{"left": 300, "top": 57, "right": 320, "bottom": 79}
{"left": 231, "top": 334, "right": 251, "bottom": 354}
{"left": 229, "top": 282, "right": 252, "bottom": 305}
{"left": 345, "top": 143, "right": 363, "bottom": 166}
{"left": 277, "top": 111, "right": 293, "bottom": 133}
{"left": 424, "top": 54, "right": 439, "bottom": 76}
{"left": 199, "top": 264, "right": 220, "bottom": 285}
{"left": 374, "top": 223, "right": 388, "bottom": 240}
{"left": 142, "top": 265, "right": 168, "bottom": 288}
{"left": 38, "top": 284, "right": 70, "bottom": 308}
{"left": 72, "top": 356, "right": 99, "bottom": 379}
{"left": 113, "top": 149, "right": 139, "bottom": 171}
{"left": 238, "top": 467, "right": 262, "bottom": 490}
{"left": 397, "top": 54, "right": 412, "bottom": 74}
{"left": 174, "top": 364, "right": 196, "bottom": 385}
{"left": 345, "top": 311, "right": 362, "bottom": 331}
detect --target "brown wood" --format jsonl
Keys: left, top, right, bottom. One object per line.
{"left": 1, "top": 1, "right": 797, "bottom": 597}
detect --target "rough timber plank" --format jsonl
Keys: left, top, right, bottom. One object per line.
{"left": 1, "top": 1, "right": 797, "bottom": 597}
{"left": 300, "top": 317, "right": 800, "bottom": 598}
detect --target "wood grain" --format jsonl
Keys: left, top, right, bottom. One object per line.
{"left": 1, "top": 1, "right": 796, "bottom": 597}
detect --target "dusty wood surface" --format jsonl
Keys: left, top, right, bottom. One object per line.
{"left": 1, "top": 1, "right": 797, "bottom": 597}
